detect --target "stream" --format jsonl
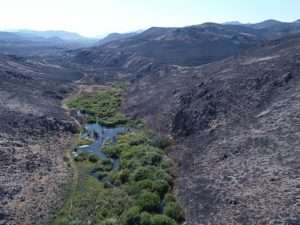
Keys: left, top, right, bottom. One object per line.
{"left": 74, "top": 123, "right": 127, "bottom": 169}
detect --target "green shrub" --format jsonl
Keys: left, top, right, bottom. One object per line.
{"left": 77, "top": 138, "right": 93, "bottom": 146}
{"left": 132, "top": 167, "right": 153, "bottom": 181}
{"left": 128, "top": 119, "right": 145, "bottom": 129}
{"left": 101, "top": 159, "right": 113, "bottom": 171}
{"left": 93, "top": 159, "right": 113, "bottom": 172}
{"left": 74, "top": 152, "right": 89, "bottom": 162}
{"left": 135, "top": 180, "right": 154, "bottom": 192}
{"left": 69, "top": 218, "right": 83, "bottom": 225}
{"left": 103, "top": 180, "right": 114, "bottom": 189}
{"left": 121, "top": 159, "right": 141, "bottom": 171}
{"left": 152, "top": 180, "right": 170, "bottom": 198}
{"left": 133, "top": 179, "right": 169, "bottom": 198}
{"left": 154, "top": 169, "right": 173, "bottom": 185}
{"left": 89, "top": 155, "right": 99, "bottom": 163}
{"left": 100, "top": 218, "right": 120, "bottom": 225}
{"left": 160, "top": 159, "right": 173, "bottom": 170}
{"left": 66, "top": 90, "right": 127, "bottom": 127}
{"left": 164, "top": 202, "right": 184, "bottom": 222}
{"left": 125, "top": 183, "right": 140, "bottom": 196}
{"left": 140, "top": 212, "right": 152, "bottom": 225}
{"left": 119, "top": 169, "right": 130, "bottom": 184}
{"left": 108, "top": 171, "right": 122, "bottom": 186}
{"left": 103, "top": 144, "right": 122, "bottom": 158}
{"left": 119, "top": 132, "right": 150, "bottom": 146}
{"left": 163, "top": 194, "right": 176, "bottom": 204}
{"left": 120, "top": 148, "right": 141, "bottom": 161}
{"left": 55, "top": 217, "right": 69, "bottom": 225}
{"left": 141, "top": 151, "right": 162, "bottom": 166}
{"left": 94, "top": 171, "right": 107, "bottom": 180}
{"left": 136, "top": 191, "right": 161, "bottom": 212}
{"left": 122, "top": 207, "right": 141, "bottom": 225}
{"left": 151, "top": 215, "right": 177, "bottom": 225}
{"left": 74, "top": 155, "right": 83, "bottom": 162}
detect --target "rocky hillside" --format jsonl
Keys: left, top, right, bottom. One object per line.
{"left": 123, "top": 33, "right": 300, "bottom": 225}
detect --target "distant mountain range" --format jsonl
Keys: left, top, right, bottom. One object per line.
{"left": 6, "top": 29, "right": 95, "bottom": 41}
{"left": 2, "top": 19, "right": 300, "bottom": 59}
{"left": 225, "top": 19, "right": 300, "bottom": 28}
{"left": 15, "top": 30, "right": 89, "bottom": 41}
{"left": 98, "top": 31, "right": 142, "bottom": 46}
{"left": 0, "top": 30, "right": 98, "bottom": 56}
{"left": 70, "top": 19, "right": 300, "bottom": 72}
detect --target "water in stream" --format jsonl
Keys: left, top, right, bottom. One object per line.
{"left": 75, "top": 123, "right": 127, "bottom": 169}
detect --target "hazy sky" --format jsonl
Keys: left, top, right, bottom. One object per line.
{"left": 0, "top": 0, "right": 300, "bottom": 37}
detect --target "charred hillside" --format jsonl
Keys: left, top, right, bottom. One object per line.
{"left": 71, "top": 23, "right": 262, "bottom": 72}
{"left": 70, "top": 21, "right": 300, "bottom": 76}
{"left": 0, "top": 55, "right": 79, "bottom": 225}
{"left": 123, "top": 34, "right": 300, "bottom": 225}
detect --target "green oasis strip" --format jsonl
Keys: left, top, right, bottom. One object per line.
{"left": 53, "top": 89, "right": 184, "bottom": 225}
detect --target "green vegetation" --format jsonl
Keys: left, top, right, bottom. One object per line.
{"left": 77, "top": 137, "right": 93, "bottom": 146}
{"left": 164, "top": 202, "right": 185, "bottom": 222}
{"left": 66, "top": 89, "right": 127, "bottom": 126}
{"left": 54, "top": 90, "right": 184, "bottom": 225}
{"left": 88, "top": 154, "right": 99, "bottom": 163}
{"left": 151, "top": 215, "right": 177, "bottom": 225}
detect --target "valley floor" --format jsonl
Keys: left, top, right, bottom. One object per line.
{"left": 51, "top": 86, "right": 184, "bottom": 225}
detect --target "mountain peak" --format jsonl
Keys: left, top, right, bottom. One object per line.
{"left": 223, "top": 21, "right": 242, "bottom": 25}
{"left": 249, "top": 19, "right": 285, "bottom": 29}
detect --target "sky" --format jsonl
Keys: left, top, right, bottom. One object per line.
{"left": 0, "top": 0, "right": 300, "bottom": 37}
